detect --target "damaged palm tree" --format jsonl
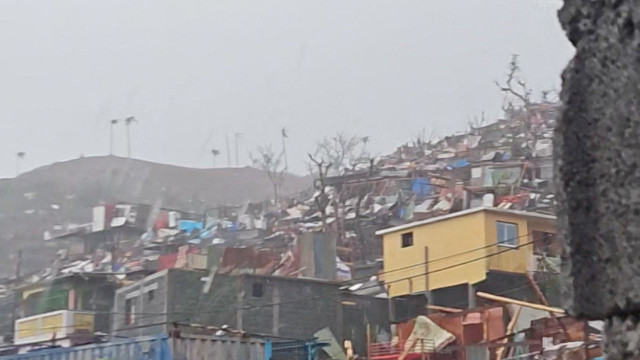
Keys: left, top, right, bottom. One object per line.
{"left": 210, "top": 148, "right": 220, "bottom": 167}
{"left": 15, "top": 152, "right": 26, "bottom": 176}
{"left": 124, "top": 116, "right": 137, "bottom": 158}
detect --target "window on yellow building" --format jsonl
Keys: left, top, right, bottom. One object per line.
{"left": 401, "top": 232, "right": 414, "bottom": 248}
{"left": 496, "top": 221, "right": 518, "bottom": 247}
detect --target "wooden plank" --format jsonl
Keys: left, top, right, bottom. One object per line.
{"left": 476, "top": 292, "right": 565, "bottom": 314}
{"left": 526, "top": 272, "right": 570, "bottom": 339}
{"left": 495, "top": 305, "right": 521, "bottom": 360}
{"left": 425, "top": 305, "right": 463, "bottom": 313}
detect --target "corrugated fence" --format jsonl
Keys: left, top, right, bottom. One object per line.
{"left": 0, "top": 336, "right": 170, "bottom": 360}
{"left": 172, "top": 334, "right": 264, "bottom": 360}
{"left": 0, "top": 335, "right": 321, "bottom": 360}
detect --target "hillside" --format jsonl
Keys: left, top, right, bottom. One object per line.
{"left": 0, "top": 156, "right": 312, "bottom": 275}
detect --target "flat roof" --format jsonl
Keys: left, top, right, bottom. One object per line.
{"left": 375, "top": 206, "right": 556, "bottom": 236}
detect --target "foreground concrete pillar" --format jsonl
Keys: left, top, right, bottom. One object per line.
{"left": 556, "top": 1, "right": 640, "bottom": 359}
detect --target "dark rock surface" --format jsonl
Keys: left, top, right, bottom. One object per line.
{"left": 556, "top": 0, "right": 640, "bottom": 319}
{"left": 556, "top": 1, "right": 640, "bottom": 358}
{"left": 605, "top": 315, "right": 640, "bottom": 359}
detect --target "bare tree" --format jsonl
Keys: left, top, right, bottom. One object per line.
{"left": 467, "top": 112, "right": 486, "bottom": 131}
{"left": 495, "top": 55, "right": 551, "bottom": 150}
{"left": 495, "top": 54, "right": 532, "bottom": 110}
{"left": 250, "top": 145, "right": 286, "bottom": 203}
{"left": 313, "top": 132, "right": 370, "bottom": 174}
{"left": 308, "top": 153, "right": 332, "bottom": 231}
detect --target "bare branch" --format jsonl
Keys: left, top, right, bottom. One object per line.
{"left": 311, "top": 132, "right": 370, "bottom": 174}
{"left": 496, "top": 54, "right": 530, "bottom": 107}
{"left": 251, "top": 145, "right": 286, "bottom": 203}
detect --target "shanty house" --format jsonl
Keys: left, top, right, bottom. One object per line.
{"left": 12, "top": 274, "right": 117, "bottom": 350}
{"left": 377, "top": 207, "right": 558, "bottom": 317}
{"left": 112, "top": 269, "right": 389, "bottom": 357}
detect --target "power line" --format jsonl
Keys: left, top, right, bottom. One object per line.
{"left": 383, "top": 241, "right": 533, "bottom": 287}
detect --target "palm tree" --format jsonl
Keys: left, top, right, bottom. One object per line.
{"left": 361, "top": 136, "right": 370, "bottom": 148}
{"left": 234, "top": 132, "right": 243, "bottom": 167}
{"left": 16, "top": 152, "right": 25, "bottom": 176}
{"left": 211, "top": 149, "right": 220, "bottom": 167}
{"left": 110, "top": 119, "right": 119, "bottom": 155}
{"left": 281, "top": 127, "right": 288, "bottom": 171}
{"left": 124, "top": 116, "right": 137, "bottom": 158}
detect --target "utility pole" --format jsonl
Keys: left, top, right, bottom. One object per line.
{"left": 109, "top": 119, "right": 118, "bottom": 155}
{"left": 15, "top": 249, "right": 22, "bottom": 279}
{"left": 234, "top": 133, "right": 243, "bottom": 167}
{"left": 226, "top": 134, "right": 231, "bottom": 167}
{"left": 281, "top": 127, "right": 288, "bottom": 171}
{"left": 124, "top": 116, "right": 136, "bottom": 158}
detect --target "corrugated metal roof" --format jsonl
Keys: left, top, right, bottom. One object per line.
{"left": 375, "top": 207, "right": 556, "bottom": 236}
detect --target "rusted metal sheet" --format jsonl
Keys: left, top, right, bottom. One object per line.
{"left": 485, "top": 307, "right": 505, "bottom": 342}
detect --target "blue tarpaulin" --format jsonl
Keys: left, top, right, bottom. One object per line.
{"left": 451, "top": 159, "right": 470, "bottom": 168}
{"left": 178, "top": 220, "right": 203, "bottom": 234}
{"left": 411, "top": 178, "right": 431, "bottom": 196}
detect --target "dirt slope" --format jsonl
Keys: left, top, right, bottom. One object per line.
{"left": 0, "top": 156, "right": 311, "bottom": 275}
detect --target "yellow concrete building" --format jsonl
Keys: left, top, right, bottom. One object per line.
{"left": 376, "top": 207, "right": 556, "bottom": 298}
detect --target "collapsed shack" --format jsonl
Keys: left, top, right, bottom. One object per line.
{"left": 368, "top": 291, "right": 602, "bottom": 360}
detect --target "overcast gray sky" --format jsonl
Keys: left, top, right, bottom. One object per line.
{"left": 0, "top": 0, "right": 573, "bottom": 178}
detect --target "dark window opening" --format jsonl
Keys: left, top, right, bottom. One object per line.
{"left": 401, "top": 232, "right": 414, "bottom": 248}
{"left": 533, "top": 231, "right": 561, "bottom": 257}
{"left": 252, "top": 283, "right": 264, "bottom": 297}
{"left": 147, "top": 289, "right": 155, "bottom": 302}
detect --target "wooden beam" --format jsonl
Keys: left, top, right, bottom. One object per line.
{"left": 526, "top": 272, "right": 570, "bottom": 339}
{"left": 496, "top": 306, "right": 521, "bottom": 360}
{"left": 426, "top": 304, "right": 463, "bottom": 313}
{"left": 476, "top": 292, "right": 565, "bottom": 314}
